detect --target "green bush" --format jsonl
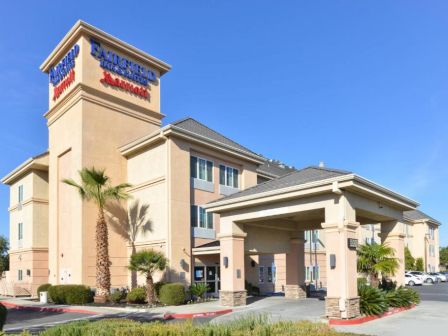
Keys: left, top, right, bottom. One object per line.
{"left": 159, "top": 282, "right": 186, "bottom": 306}
{"left": 385, "top": 287, "right": 420, "bottom": 308}
{"left": 357, "top": 277, "right": 367, "bottom": 287}
{"left": 37, "top": 316, "right": 360, "bottom": 336}
{"left": 379, "top": 278, "right": 397, "bottom": 292}
{"left": 358, "top": 284, "right": 388, "bottom": 316}
{"left": 109, "top": 289, "right": 126, "bottom": 304}
{"left": 154, "top": 281, "right": 166, "bottom": 299}
{"left": 189, "top": 282, "right": 209, "bottom": 301}
{"left": 0, "top": 303, "right": 7, "bottom": 330}
{"left": 37, "top": 283, "right": 52, "bottom": 297}
{"left": 48, "top": 285, "right": 93, "bottom": 305}
{"left": 245, "top": 281, "right": 261, "bottom": 296}
{"left": 126, "top": 287, "right": 146, "bottom": 304}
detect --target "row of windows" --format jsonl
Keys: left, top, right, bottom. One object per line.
{"left": 191, "top": 205, "right": 214, "bottom": 229}
{"left": 191, "top": 156, "right": 239, "bottom": 188}
{"left": 305, "top": 266, "right": 320, "bottom": 281}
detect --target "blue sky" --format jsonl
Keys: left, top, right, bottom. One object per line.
{"left": 0, "top": 1, "right": 447, "bottom": 246}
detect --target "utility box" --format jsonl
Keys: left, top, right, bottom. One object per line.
{"left": 40, "top": 291, "right": 48, "bottom": 304}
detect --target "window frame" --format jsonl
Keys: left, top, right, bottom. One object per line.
{"left": 258, "top": 266, "right": 264, "bottom": 283}
{"left": 191, "top": 156, "right": 213, "bottom": 183}
{"left": 18, "top": 185, "right": 23, "bottom": 203}
{"left": 191, "top": 205, "right": 214, "bottom": 229}
{"left": 219, "top": 164, "right": 239, "bottom": 188}
{"left": 18, "top": 269, "right": 23, "bottom": 281}
{"left": 18, "top": 222, "right": 23, "bottom": 241}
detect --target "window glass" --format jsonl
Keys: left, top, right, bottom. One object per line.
{"left": 18, "top": 270, "right": 23, "bottom": 281}
{"left": 190, "top": 206, "right": 198, "bottom": 227}
{"left": 190, "top": 156, "right": 198, "bottom": 178}
{"left": 206, "top": 161, "right": 213, "bottom": 182}
{"left": 194, "top": 266, "right": 205, "bottom": 281}
{"left": 219, "top": 165, "right": 239, "bottom": 188}
{"left": 207, "top": 212, "right": 213, "bottom": 229}
{"left": 199, "top": 207, "right": 206, "bottom": 228}
{"left": 267, "top": 267, "right": 273, "bottom": 283}
{"left": 18, "top": 223, "right": 23, "bottom": 240}
{"left": 219, "top": 165, "right": 225, "bottom": 185}
{"left": 233, "top": 168, "right": 238, "bottom": 188}
{"left": 199, "top": 159, "right": 206, "bottom": 180}
{"left": 18, "top": 185, "right": 23, "bottom": 203}
{"left": 258, "top": 266, "right": 264, "bottom": 283}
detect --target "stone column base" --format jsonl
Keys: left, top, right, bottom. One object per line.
{"left": 285, "top": 284, "right": 307, "bottom": 299}
{"left": 325, "top": 297, "right": 360, "bottom": 319}
{"left": 219, "top": 290, "right": 247, "bottom": 306}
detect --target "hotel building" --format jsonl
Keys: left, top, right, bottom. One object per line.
{"left": 1, "top": 21, "right": 441, "bottom": 319}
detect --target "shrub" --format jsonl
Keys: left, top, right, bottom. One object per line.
{"left": 37, "top": 317, "right": 358, "bottom": 336}
{"left": 159, "top": 283, "right": 185, "bottom": 306}
{"left": 48, "top": 285, "right": 93, "bottom": 305}
{"left": 0, "top": 303, "right": 7, "bottom": 330}
{"left": 357, "top": 277, "right": 367, "bottom": 287}
{"left": 384, "top": 287, "right": 420, "bottom": 308}
{"left": 154, "top": 281, "right": 166, "bottom": 299}
{"left": 126, "top": 287, "right": 146, "bottom": 304}
{"left": 245, "top": 281, "right": 261, "bottom": 296}
{"left": 189, "top": 282, "right": 209, "bottom": 301}
{"left": 109, "top": 289, "right": 127, "bottom": 304}
{"left": 358, "top": 284, "right": 388, "bottom": 316}
{"left": 379, "top": 278, "right": 397, "bottom": 292}
{"left": 415, "top": 258, "right": 424, "bottom": 271}
{"left": 37, "top": 283, "right": 52, "bottom": 297}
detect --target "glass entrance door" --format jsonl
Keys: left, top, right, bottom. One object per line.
{"left": 194, "top": 265, "right": 220, "bottom": 297}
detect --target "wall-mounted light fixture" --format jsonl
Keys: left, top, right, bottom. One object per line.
{"left": 223, "top": 256, "right": 229, "bottom": 268}
{"left": 251, "top": 260, "right": 256, "bottom": 268}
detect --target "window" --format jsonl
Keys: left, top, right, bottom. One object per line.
{"left": 18, "top": 223, "right": 23, "bottom": 241}
{"left": 18, "top": 185, "right": 23, "bottom": 203}
{"left": 18, "top": 270, "right": 23, "bottom": 281}
{"left": 191, "top": 156, "right": 213, "bottom": 182}
{"left": 428, "top": 227, "right": 435, "bottom": 240}
{"left": 305, "top": 266, "right": 319, "bottom": 281}
{"left": 191, "top": 205, "right": 213, "bottom": 229}
{"left": 258, "top": 266, "right": 264, "bottom": 283}
{"left": 219, "top": 165, "right": 239, "bottom": 188}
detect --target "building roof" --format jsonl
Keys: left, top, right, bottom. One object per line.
{"left": 171, "top": 117, "right": 260, "bottom": 157}
{"left": 257, "top": 159, "right": 296, "bottom": 179}
{"left": 209, "top": 166, "right": 352, "bottom": 203}
{"left": 404, "top": 210, "right": 441, "bottom": 225}
{"left": 1, "top": 151, "right": 49, "bottom": 185}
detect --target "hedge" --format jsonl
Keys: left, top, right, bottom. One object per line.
{"left": 48, "top": 285, "right": 93, "bottom": 305}
{"left": 159, "top": 282, "right": 185, "bottom": 305}
{"left": 37, "top": 283, "right": 52, "bottom": 297}
{"left": 36, "top": 317, "right": 360, "bottom": 336}
{"left": 126, "top": 287, "right": 146, "bottom": 304}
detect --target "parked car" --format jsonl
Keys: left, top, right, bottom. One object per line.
{"left": 406, "top": 271, "right": 437, "bottom": 284}
{"left": 405, "top": 274, "right": 423, "bottom": 286}
{"left": 430, "top": 272, "right": 447, "bottom": 282}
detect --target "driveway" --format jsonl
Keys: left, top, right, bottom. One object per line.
{"left": 334, "top": 282, "right": 448, "bottom": 336}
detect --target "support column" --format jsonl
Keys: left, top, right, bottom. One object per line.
{"left": 380, "top": 220, "right": 405, "bottom": 287}
{"left": 218, "top": 232, "right": 247, "bottom": 306}
{"left": 285, "top": 233, "right": 306, "bottom": 299}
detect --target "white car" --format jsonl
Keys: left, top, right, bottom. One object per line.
{"left": 430, "top": 272, "right": 447, "bottom": 282}
{"left": 405, "top": 274, "right": 423, "bottom": 286}
{"left": 406, "top": 271, "right": 437, "bottom": 284}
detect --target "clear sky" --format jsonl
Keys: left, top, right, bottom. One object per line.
{"left": 0, "top": 1, "right": 446, "bottom": 246}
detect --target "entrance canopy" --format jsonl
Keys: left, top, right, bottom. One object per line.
{"left": 204, "top": 166, "right": 418, "bottom": 318}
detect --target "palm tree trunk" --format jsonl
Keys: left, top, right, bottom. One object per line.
{"left": 95, "top": 208, "right": 111, "bottom": 302}
{"left": 131, "top": 243, "right": 137, "bottom": 289}
{"left": 146, "top": 274, "right": 155, "bottom": 305}
{"left": 370, "top": 273, "right": 379, "bottom": 288}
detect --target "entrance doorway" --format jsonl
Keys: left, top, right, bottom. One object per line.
{"left": 194, "top": 265, "right": 220, "bottom": 297}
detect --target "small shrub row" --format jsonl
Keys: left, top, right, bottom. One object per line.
{"left": 358, "top": 283, "right": 420, "bottom": 316}
{"left": 125, "top": 282, "right": 186, "bottom": 305}
{"left": 34, "top": 316, "right": 358, "bottom": 336}
{"left": 37, "top": 283, "right": 52, "bottom": 297}
{"left": 48, "top": 285, "right": 93, "bottom": 305}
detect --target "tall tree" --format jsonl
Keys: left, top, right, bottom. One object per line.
{"left": 357, "top": 242, "right": 399, "bottom": 288}
{"left": 63, "top": 167, "right": 131, "bottom": 302}
{"left": 128, "top": 249, "right": 167, "bottom": 305}
{"left": 0, "top": 236, "right": 9, "bottom": 277}
{"left": 415, "top": 258, "right": 424, "bottom": 271}
{"left": 439, "top": 247, "right": 448, "bottom": 270}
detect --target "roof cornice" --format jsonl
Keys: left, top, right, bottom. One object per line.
{"left": 40, "top": 20, "right": 171, "bottom": 75}
{"left": 1, "top": 152, "right": 49, "bottom": 185}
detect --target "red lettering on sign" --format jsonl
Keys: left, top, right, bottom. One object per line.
{"left": 53, "top": 70, "right": 75, "bottom": 101}
{"left": 100, "top": 71, "right": 150, "bottom": 99}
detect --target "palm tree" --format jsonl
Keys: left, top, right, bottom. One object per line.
{"left": 357, "top": 242, "right": 399, "bottom": 288}
{"left": 128, "top": 250, "right": 167, "bottom": 305}
{"left": 63, "top": 167, "right": 131, "bottom": 302}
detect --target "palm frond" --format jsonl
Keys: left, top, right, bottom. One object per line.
{"left": 62, "top": 178, "right": 88, "bottom": 200}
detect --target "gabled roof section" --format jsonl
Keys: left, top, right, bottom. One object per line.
{"left": 404, "top": 210, "right": 441, "bottom": 226}
{"left": 170, "top": 117, "right": 260, "bottom": 157}
{"left": 210, "top": 166, "right": 351, "bottom": 203}
{"left": 257, "top": 159, "right": 296, "bottom": 179}
{"left": 1, "top": 151, "right": 49, "bottom": 185}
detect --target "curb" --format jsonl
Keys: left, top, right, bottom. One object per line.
{"left": 329, "top": 305, "right": 416, "bottom": 326}
{"left": 163, "top": 309, "right": 233, "bottom": 320}
{"left": 0, "top": 300, "right": 99, "bottom": 315}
